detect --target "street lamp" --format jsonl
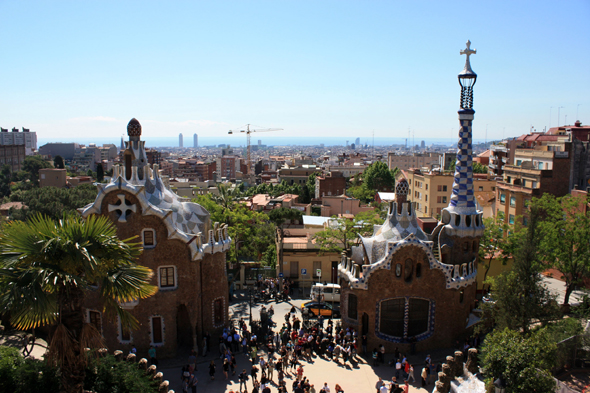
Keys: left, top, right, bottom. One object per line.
{"left": 493, "top": 377, "right": 506, "bottom": 393}
{"left": 458, "top": 40, "right": 477, "bottom": 110}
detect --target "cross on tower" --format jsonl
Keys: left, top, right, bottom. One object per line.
{"left": 460, "top": 40, "right": 476, "bottom": 72}
{"left": 108, "top": 194, "right": 137, "bottom": 223}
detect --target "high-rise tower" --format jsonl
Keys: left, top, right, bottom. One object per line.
{"left": 193, "top": 133, "right": 198, "bottom": 148}
{"left": 179, "top": 133, "right": 184, "bottom": 148}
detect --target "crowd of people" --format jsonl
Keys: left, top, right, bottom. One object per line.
{"left": 177, "top": 277, "right": 476, "bottom": 392}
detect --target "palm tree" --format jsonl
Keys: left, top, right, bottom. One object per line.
{"left": 0, "top": 214, "right": 157, "bottom": 393}
{"left": 212, "top": 183, "right": 239, "bottom": 212}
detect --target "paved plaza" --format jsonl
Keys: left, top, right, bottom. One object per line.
{"left": 158, "top": 291, "right": 453, "bottom": 393}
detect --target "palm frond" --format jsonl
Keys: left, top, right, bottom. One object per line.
{"left": 47, "top": 323, "right": 76, "bottom": 367}
{"left": 100, "top": 265, "right": 157, "bottom": 303}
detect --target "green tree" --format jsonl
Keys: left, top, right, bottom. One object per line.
{"left": 473, "top": 162, "right": 488, "bottom": 174}
{"left": 0, "top": 164, "right": 12, "bottom": 198}
{"left": 268, "top": 207, "right": 303, "bottom": 228}
{"left": 299, "top": 184, "right": 312, "bottom": 204}
{"left": 347, "top": 185, "right": 375, "bottom": 204}
{"left": 9, "top": 184, "right": 98, "bottom": 222}
{"left": 306, "top": 172, "right": 319, "bottom": 198}
{"left": 314, "top": 211, "right": 381, "bottom": 254}
{"left": 535, "top": 194, "right": 590, "bottom": 305}
{"left": 485, "top": 205, "right": 559, "bottom": 333}
{"left": 363, "top": 161, "right": 395, "bottom": 191}
{"left": 53, "top": 155, "right": 65, "bottom": 169}
{"left": 0, "top": 215, "right": 157, "bottom": 393}
{"left": 21, "top": 156, "right": 52, "bottom": 186}
{"left": 212, "top": 183, "right": 239, "bottom": 212}
{"left": 96, "top": 163, "right": 104, "bottom": 182}
{"left": 478, "top": 216, "right": 509, "bottom": 290}
{"left": 261, "top": 244, "right": 277, "bottom": 267}
{"left": 481, "top": 328, "right": 556, "bottom": 393}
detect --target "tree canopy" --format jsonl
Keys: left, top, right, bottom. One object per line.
{"left": 313, "top": 211, "right": 382, "bottom": 254}
{"left": 363, "top": 161, "right": 396, "bottom": 191}
{"left": 8, "top": 184, "right": 98, "bottom": 222}
{"left": 534, "top": 193, "right": 590, "bottom": 305}
{"left": 20, "top": 156, "right": 52, "bottom": 186}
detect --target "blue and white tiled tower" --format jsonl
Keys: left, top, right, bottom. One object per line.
{"left": 440, "top": 40, "right": 484, "bottom": 239}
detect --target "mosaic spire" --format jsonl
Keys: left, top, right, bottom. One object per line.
{"left": 440, "top": 41, "right": 484, "bottom": 237}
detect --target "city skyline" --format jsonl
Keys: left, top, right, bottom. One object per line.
{"left": 1, "top": 1, "right": 588, "bottom": 143}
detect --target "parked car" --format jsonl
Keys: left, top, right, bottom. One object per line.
{"left": 310, "top": 283, "right": 341, "bottom": 303}
{"left": 301, "top": 301, "right": 340, "bottom": 318}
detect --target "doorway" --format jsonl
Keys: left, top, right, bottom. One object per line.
{"left": 176, "top": 304, "right": 192, "bottom": 349}
{"left": 362, "top": 312, "right": 369, "bottom": 336}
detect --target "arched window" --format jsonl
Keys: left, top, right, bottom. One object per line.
{"left": 395, "top": 263, "right": 402, "bottom": 277}
{"left": 213, "top": 298, "right": 224, "bottom": 327}
{"left": 459, "top": 289, "right": 464, "bottom": 303}
{"left": 415, "top": 263, "right": 422, "bottom": 278}
{"left": 404, "top": 259, "right": 413, "bottom": 282}
{"left": 348, "top": 294, "right": 358, "bottom": 320}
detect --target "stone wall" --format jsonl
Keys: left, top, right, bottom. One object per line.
{"left": 341, "top": 244, "right": 476, "bottom": 353}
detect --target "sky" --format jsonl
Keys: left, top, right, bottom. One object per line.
{"left": 1, "top": 0, "right": 589, "bottom": 145}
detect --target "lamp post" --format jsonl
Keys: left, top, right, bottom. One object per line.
{"left": 248, "top": 286, "right": 253, "bottom": 326}
{"left": 458, "top": 40, "right": 477, "bottom": 111}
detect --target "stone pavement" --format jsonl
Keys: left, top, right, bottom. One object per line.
{"left": 158, "top": 291, "right": 454, "bottom": 393}
{"left": 0, "top": 330, "right": 49, "bottom": 360}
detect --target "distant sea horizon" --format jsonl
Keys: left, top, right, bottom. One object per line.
{"left": 37, "top": 136, "right": 492, "bottom": 148}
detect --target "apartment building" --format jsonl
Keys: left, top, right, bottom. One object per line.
{"left": 387, "top": 152, "right": 441, "bottom": 171}
{"left": 405, "top": 169, "right": 496, "bottom": 218}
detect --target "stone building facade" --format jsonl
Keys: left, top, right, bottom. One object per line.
{"left": 339, "top": 48, "right": 483, "bottom": 353}
{"left": 80, "top": 119, "right": 231, "bottom": 359}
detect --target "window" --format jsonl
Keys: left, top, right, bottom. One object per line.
{"left": 498, "top": 211, "right": 505, "bottom": 221}
{"left": 425, "top": 184, "right": 428, "bottom": 190}
{"left": 425, "top": 195, "right": 428, "bottom": 202}
{"left": 509, "top": 214, "right": 515, "bottom": 225}
{"left": 379, "top": 299, "right": 405, "bottom": 337}
{"left": 395, "top": 263, "right": 402, "bottom": 277}
{"left": 118, "top": 316, "right": 132, "bottom": 342}
{"left": 442, "top": 185, "right": 447, "bottom": 192}
{"left": 459, "top": 289, "right": 465, "bottom": 304}
{"left": 143, "top": 229, "right": 156, "bottom": 248}
{"left": 478, "top": 186, "right": 483, "bottom": 191}
{"left": 88, "top": 310, "right": 102, "bottom": 332}
{"left": 437, "top": 185, "right": 442, "bottom": 192}
{"left": 415, "top": 263, "right": 422, "bottom": 278}
{"left": 151, "top": 316, "right": 163, "bottom": 345}
{"left": 424, "top": 207, "right": 427, "bottom": 214}
{"left": 509, "top": 196, "right": 516, "bottom": 207}
{"left": 407, "top": 298, "right": 430, "bottom": 337}
{"left": 442, "top": 196, "right": 447, "bottom": 204}
{"left": 348, "top": 294, "right": 358, "bottom": 320}
{"left": 523, "top": 217, "right": 529, "bottom": 226}
{"left": 159, "top": 266, "right": 176, "bottom": 289}
{"left": 532, "top": 181, "right": 537, "bottom": 188}
{"left": 463, "top": 242, "right": 469, "bottom": 252}
{"left": 500, "top": 193, "right": 506, "bottom": 204}
{"left": 214, "top": 298, "right": 224, "bottom": 326}
{"left": 404, "top": 259, "right": 413, "bottom": 282}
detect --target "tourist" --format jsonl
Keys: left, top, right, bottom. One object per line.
{"left": 379, "top": 344, "right": 386, "bottom": 364}
{"left": 188, "top": 350, "right": 197, "bottom": 373}
{"left": 375, "top": 377, "right": 384, "bottom": 393}
{"left": 395, "top": 358, "right": 402, "bottom": 379}
{"left": 407, "top": 364, "right": 416, "bottom": 383}
{"left": 296, "top": 365, "right": 304, "bottom": 381}
{"left": 251, "top": 363, "right": 259, "bottom": 383}
{"left": 239, "top": 369, "right": 249, "bottom": 392}
{"left": 188, "top": 372, "right": 198, "bottom": 393}
{"left": 421, "top": 364, "right": 428, "bottom": 387}
{"left": 361, "top": 334, "right": 368, "bottom": 355}
{"left": 334, "top": 383, "right": 344, "bottom": 393}
{"left": 209, "top": 360, "right": 216, "bottom": 380}
{"left": 372, "top": 348, "right": 379, "bottom": 366}
{"left": 148, "top": 345, "right": 158, "bottom": 366}
{"left": 379, "top": 382, "right": 389, "bottom": 393}
{"left": 403, "top": 380, "right": 409, "bottom": 393}
{"left": 322, "top": 382, "right": 330, "bottom": 393}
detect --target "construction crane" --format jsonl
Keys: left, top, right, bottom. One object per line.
{"left": 228, "top": 124, "right": 283, "bottom": 174}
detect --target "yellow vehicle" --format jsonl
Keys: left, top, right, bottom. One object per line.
{"left": 301, "top": 301, "right": 340, "bottom": 318}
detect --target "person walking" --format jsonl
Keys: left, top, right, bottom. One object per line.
{"left": 421, "top": 364, "right": 428, "bottom": 387}
{"left": 407, "top": 364, "right": 416, "bottom": 383}
{"left": 188, "top": 372, "right": 198, "bottom": 393}
{"left": 239, "top": 369, "right": 249, "bottom": 392}
{"left": 209, "top": 360, "right": 216, "bottom": 380}
{"left": 148, "top": 345, "right": 158, "bottom": 366}
{"left": 375, "top": 377, "right": 384, "bottom": 393}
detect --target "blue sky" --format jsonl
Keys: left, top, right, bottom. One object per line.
{"left": 1, "top": 0, "right": 588, "bottom": 144}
